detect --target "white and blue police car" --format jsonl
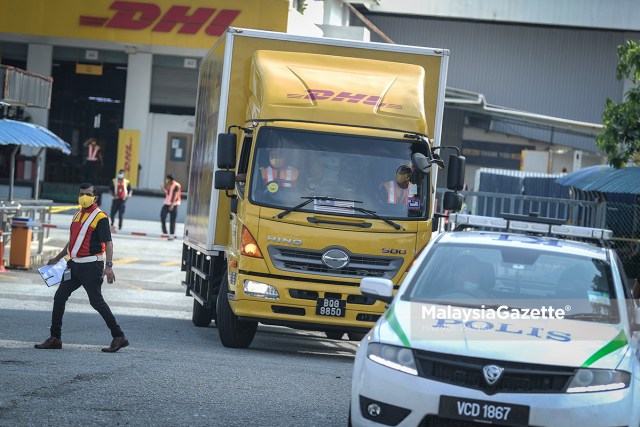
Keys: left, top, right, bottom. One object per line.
{"left": 351, "top": 213, "right": 640, "bottom": 427}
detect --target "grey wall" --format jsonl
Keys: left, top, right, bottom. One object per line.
{"left": 363, "top": 13, "right": 639, "bottom": 124}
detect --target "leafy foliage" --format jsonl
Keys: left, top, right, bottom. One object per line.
{"left": 596, "top": 40, "right": 640, "bottom": 168}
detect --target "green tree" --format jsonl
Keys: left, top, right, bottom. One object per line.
{"left": 596, "top": 40, "right": 640, "bottom": 168}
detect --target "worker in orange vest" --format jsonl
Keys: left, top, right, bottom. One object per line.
{"left": 109, "top": 169, "right": 132, "bottom": 231}
{"left": 160, "top": 174, "right": 181, "bottom": 240}
{"left": 379, "top": 165, "right": 412, "bottom": 204}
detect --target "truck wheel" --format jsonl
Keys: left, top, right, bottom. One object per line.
{"left": 347, "top": 332, "right": 366, "bottom": 341}
{"left": 217, "top": 273, "right": 257, "bottom": 348}
{"left": 192, "top": 299, "right": 214, "bottom": 327}
{"left": 325, "top": 331, "right": 345, "bottom": 340}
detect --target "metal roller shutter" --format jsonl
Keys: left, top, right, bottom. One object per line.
{"left": 150, "top": 65, "right": 198, "bottom": 107}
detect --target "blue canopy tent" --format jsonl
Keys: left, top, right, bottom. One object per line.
{"left": 0, "top": 118, "right": 71, "bottom": 201}
{"left": 556, "top": 165, "right": 640, "bottom": 197}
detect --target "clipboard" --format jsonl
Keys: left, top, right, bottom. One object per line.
{"left": 37, "top": 259, "right": 67, "bottom": 287}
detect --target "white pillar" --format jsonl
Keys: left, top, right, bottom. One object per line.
{"left": 572, "top": 150, "right": 583, "bottom": 172}
{"left": 123, "top": 52, "right": 152, "bottom": 189}
{"left": 24, "top": 44, "right": 53, "bottom": 185}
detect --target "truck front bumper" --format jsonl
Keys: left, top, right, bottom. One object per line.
{"left": 228, "top": 271, "right": 386, "bottom": 331}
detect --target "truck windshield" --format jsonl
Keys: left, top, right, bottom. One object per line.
{"left": 249, "top": 126, "right": 431, "bottom": 219}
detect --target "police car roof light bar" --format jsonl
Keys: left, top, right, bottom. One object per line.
{"left": 450, "top": 213, "right": 613, "bottom": 241}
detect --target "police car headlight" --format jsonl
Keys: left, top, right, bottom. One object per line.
{"left": 566, "top": 369, "right": 630, "bottom": 393}
{"left": 367, "top": 343, "right": 417, "bottom": 376}
{"left": 243, "top": 280, "right": 279, "bottom": 300}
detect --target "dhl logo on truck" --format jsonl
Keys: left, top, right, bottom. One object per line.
{"left": 288, "top": 89, "right": 403, "bottom": 109}
{"left": 79, "top": 1, "right": 240, "bottom": 37}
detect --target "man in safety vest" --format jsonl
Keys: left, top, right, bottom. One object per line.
{"left": 260, "top": 148, "right": 299, "bottom": 191}
{"left": 109, "top": 169, "right": 132, "bottom": 231}
{"left": 35, "top": 183, "right": 129, "bottom": 352}
{"left": 379, "top": 164, "right": 412, "bottom": 205}
{"left": 161, "top": 174, "right": 181, "bottom": 240}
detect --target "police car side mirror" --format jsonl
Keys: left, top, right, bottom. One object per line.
{"left": 633, "top": 307, "right": 640, "bottom": 331}
{"left": 360, "top": 278, "right": 394, "bottom": 304}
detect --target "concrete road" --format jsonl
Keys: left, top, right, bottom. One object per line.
{"left": 0, "top": 216, "right": 357, "bottom": 426}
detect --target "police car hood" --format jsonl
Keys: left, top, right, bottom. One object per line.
{"left": 376, "top": 300, "right": 630, "bottom": 370}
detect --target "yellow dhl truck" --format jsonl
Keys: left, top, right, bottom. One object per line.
{"left": 181, "top": 27, "right": 465, "bottom": 348}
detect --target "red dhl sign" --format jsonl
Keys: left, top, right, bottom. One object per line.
{"left": 288, "top": 89, "right": 403, "bottom": 110}
{"left": 79, "top": 1, "right": 240, "bottom": 37}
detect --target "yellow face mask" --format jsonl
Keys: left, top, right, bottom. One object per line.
{"left": 78, "top": 194, "right": 95, "bottom": 209}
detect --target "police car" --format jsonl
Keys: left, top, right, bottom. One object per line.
{"left": 350, "top": 213, "right": 640, "bottom": 427}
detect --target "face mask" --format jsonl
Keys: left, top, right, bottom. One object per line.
{"left": 462, "top": 281, "right": 480, "bottom": 292}
{"left": 78, "top": 194, "right": 95, "bottom": 209}
{"left": 118, "top": 173, "right": 124, "bottom": 179}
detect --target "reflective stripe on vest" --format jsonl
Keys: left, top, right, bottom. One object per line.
{"left": 69, "top": 208, "right": 102, "bottom": 258}
{"left": 164, "top": 182, "right": 181, "bottom": 205}
{"left": 113, "top": 178, "right": 128, "bottom": 199}
{"left": 265, "top": 166, "right": 294, "bottom": 187}
{"left": 87, "top": 144, "right": 100, "bottom": 161}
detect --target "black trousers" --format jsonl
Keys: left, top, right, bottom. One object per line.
{"left": 160, "top": 205, "right": 178, "bottom": 235}
{"left": 50, "top": 261, "right": 123, "bottom": 339}
{"left": 110, "top": 198, "right": 126, "bottom": 229}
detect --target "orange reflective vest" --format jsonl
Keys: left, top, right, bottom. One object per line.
{"left": 86, "top": 144, "right": 100, "bottom": 161}
{"left": 261, "top": 166, "right": 298, "bottom": 188}
{"left": 68, "top": 205, "right": 106, "bottom": 258}
{"left": 112, "top": 178, "right": 129, "bottom": 200}
{"left": 381, "top": 181, "right": 408, "bottom": 204}
{"left": 164, "top": 180, "right": 182, "bottom": 206}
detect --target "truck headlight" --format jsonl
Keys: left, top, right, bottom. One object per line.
{"left": 566, "top": 369, "right": 630, "bottom": 393}
{"left": 243, "top": 280, "right": 279, "bottom": 300}
{"left": 367, "top": 343, "right": 417, "bottom": 376}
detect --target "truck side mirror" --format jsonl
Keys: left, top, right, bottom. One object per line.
{"left": 443, "top": 191, "right": 463, "bottom": 211}
{"left": 411, "top": 153, "right": 431, "bottom": 173}
{"left": 217, "top": 133, "right": 237, "bottom": 169}
{"left": 214, "top": 170, "right": 235, "bottom": 190}
{"left": 447, "top": 154, "right": 465, "bottom": 191}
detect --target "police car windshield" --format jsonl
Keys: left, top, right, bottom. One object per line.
{"left": 404, "top": 243, "right": 620, "bottom": 323}
{"left": 249, "top": 126, "right": 430, "bottom": 219}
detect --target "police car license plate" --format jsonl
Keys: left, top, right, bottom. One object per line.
{"left": 316, "top": 298, "right": 346, "bottom": 317}
{"left": 439, "top": 396, "right": 529, "bottom": 426}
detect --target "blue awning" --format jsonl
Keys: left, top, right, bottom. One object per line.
{"left": 0, "top": 119, "right": 71, "bottom": 154}
{"left": 556, "top": 165, "right": 640, "bottom": 195}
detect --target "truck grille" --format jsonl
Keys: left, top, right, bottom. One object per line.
{"left": 268, "top": 246, "right": 403, "bottom": 279}
{"left": 414, "top": 350, "right": 574, "bottom": 394}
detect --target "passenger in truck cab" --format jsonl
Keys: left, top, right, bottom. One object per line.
{"left": 260, "top": 147, "right": 299, "bottom": 190}
{"left": 379, "top": 164, "right": 412, "bottom": 205}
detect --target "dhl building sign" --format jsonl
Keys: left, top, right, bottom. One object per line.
{"left": 0, "top": 0, "right": 288, "bottom": 49}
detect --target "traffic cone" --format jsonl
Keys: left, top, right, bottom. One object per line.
{"left": 0, "top": 231, "right": 7, "bottom": 273}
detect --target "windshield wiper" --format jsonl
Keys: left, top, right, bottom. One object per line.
{"left": 563, "top": 313, "right": 618, "bottom": 323}
{"left": 275, "top": 196, "right": 362, "bottom": 219}
{"left": 350, "top": 206, "right": 403, "bottom": 230}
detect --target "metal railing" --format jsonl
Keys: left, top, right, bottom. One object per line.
{"left": 435, "top": 189, "right": 640, "bottom": 279}
{"left": 1, "top": 199, "right": 53, "bottom": 258}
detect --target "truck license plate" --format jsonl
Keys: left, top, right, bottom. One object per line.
{"left": 316, "top": 298, "right": 346, "bottom": 317}
{"left": 439, "top": 396, "right": 529, "bottom": 426}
